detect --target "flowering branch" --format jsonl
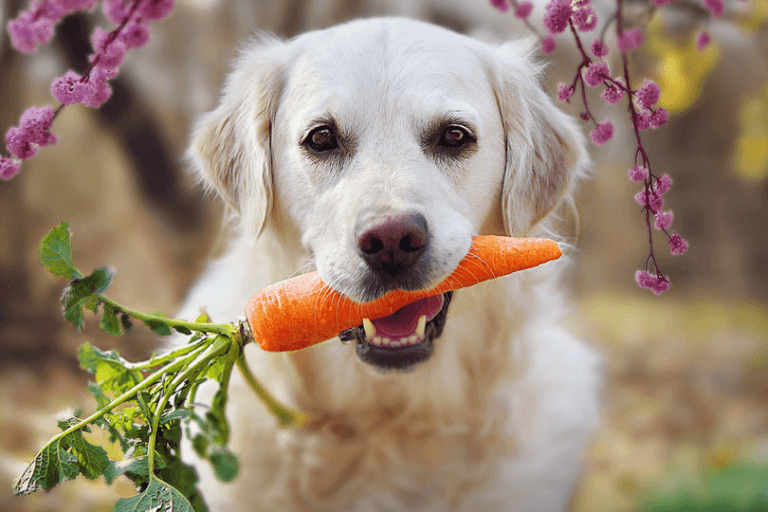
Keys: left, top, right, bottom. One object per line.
{"left": 1, "top": 0, "right": 174, "bottom": 180}
{"left": 489, "top": 0, "right": 738, "bottom": 293}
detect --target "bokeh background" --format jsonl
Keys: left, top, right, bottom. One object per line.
{"left": 1, "top": 0, "right": 767, "bottom": 510}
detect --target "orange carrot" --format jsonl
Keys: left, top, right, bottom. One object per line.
{"left": 246, "top": 236, "right": 561, "bottom": 352}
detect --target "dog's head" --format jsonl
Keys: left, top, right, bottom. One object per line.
{"left": 190, "top": 18, "right": 587, "bottom": 373}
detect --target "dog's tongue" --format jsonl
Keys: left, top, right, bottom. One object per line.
{"left": 370, "top": 294, "right": 444, "bottom": 338}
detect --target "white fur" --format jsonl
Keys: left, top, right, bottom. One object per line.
{"left": 178, "top": 18, "right": 602, "bottom": 511}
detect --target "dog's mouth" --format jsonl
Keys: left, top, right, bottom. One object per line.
{"left": 338, "top": 291, "right": 453, "bottom": 371}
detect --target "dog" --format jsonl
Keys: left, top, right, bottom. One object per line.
{"left": 176, "top": 17, "right": 602, "bottom": 511}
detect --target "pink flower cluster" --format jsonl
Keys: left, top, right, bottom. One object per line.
{"left": 617, "top": 28, "right": 643, "bottom": 53}
{"left": 543, "top": 0, "right": 597, "bottom": 34}
{"left": 634, "top": 80, "right": 669, "bottom": 130}
{"left": 536, "top": 0, "right": 597, "bottom": 52}
{"left": 1, "top": 0, "right": 175, "bottom": 180}
{"left": 636, "top": 270, "right": 670, "bottom": 295}
{"left": 490, "top": 0, "right": 711, "bottom": 293}
{"left": 1, "top": 106, "right": 57, "bottom": 179}
{"left": 490, "top": 0, "right": 534, "bottom": 20}
{"left": 8, "top": 0, "right": 97, "bottom": 53}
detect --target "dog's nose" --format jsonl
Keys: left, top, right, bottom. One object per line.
{"left": 356, "top": 213, "right": 428, "bottom": 275}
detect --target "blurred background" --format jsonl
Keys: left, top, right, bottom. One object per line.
{"left": 0, "top": 0, "right": 767, "bottom": 510}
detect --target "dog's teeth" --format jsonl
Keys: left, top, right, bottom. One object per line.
{"left": 408, "top": 334, "right": 418, "bottom": 343}
{"left": 363, "top": 318, "right": 376, "bottom": 339}
{"left": 416, "top": 315, "right": 427, "bottom": 339}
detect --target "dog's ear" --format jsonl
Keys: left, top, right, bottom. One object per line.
{"left": 491, "top": 40, "right": 589, "bottom": 236}
{"left": 188, "top": 35, "right": 289, "bottom": 238}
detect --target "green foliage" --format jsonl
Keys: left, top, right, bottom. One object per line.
{"left": 13, "top": 223, "right": 307, "bottom": 512}
{"left": 114, "top": 477, "right": 195, "bottom": 512}
{"left": 61, "top": 268, "right": 114, "bottom": 331}
{"left": 637, "top": 463, "right": 768, "bottom": 512}
{"left": 38, "top": 222, "right": 83, "bottom": 280}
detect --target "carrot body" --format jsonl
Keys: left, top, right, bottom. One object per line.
{"left": 246, "top": 236, "right": 561, "bottom": 352}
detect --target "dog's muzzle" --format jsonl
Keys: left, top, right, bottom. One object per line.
{"left": 339, "top": 291, "right": 453, "bottom": 371}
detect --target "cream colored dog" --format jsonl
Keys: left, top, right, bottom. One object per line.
{"left": 177, "top": 17, "right": 602, "bottom": 512}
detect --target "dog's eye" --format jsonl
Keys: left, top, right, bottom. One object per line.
{"left": 438, "top": 125, "right": 473, "bottom": 149}
{"left": 304, "top": 125, "right": 339, "bottom": 153}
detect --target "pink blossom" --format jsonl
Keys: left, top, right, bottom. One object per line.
{"left": 601, "top": 81, "right": 625, "bottom": 104}
{"left": 669, "top": 232, "right": 689, "bottom": 255}
{"left": 542, "top": 0, "right": 573, "bottom": 34}
{"left": 654, "top": 210, "right": 673, "bottom": 230}
{"left": 122, "top": 22, "right": 152, "bottom": 49}
{"left": 58, "top": 0, "right": 98, "bottom": 12}
{"left": 35, "top": 1, "right": 66, "bottom": 19}
{"left": 650, "top": 108, "right": 668, "bottom": 128}
{"left": 583, "top": 61, "right": 610, "bottom": 87}
{"left": 0, "top": 158, "right": 21, "bottom": 180}
{"left": 696, "top": 32, "right": 711, "bottom": 50}
{"left": 617, "top": 28, "right": 643, "bottom": 53}
{"left": 557, "top": 83, "right": 574, "bottom": 102}
{"left": 628, "top": 165, "right": 648, "bottom": 182}
{"left": 591, "top": 119, "right": 614, "bottom": 145}
{"left": 103, "top": 0, "right": 131, "bottom": 24}
{"left": 82, "top": 79, "right": 113, "bottom": 108}
{"left": 139, "top": 0, "right": 175, "bottom": 21}
{"left": 542, "top": 35, "right": 557, "bottom": 53}
{"left": 5, "top": 127, "right": 38, "bottom": 159}
{"left": 636, "top": 270, "right": 670, "bottom": 294}
{"left": 704, "top": 0, "right": 724, "bottom": 18}
{"left": 92, "top": 66, "right": 119, "bottom": 81}
{"left": 590, "top": 38, "right": 609, "bottom": 58}
{"left": 514, "top": 1, "right": 534, "bottom": 19}
{"left": 636, "top": 80, "right": 660, "bottom": 110}
{"left": 572, "top": 6, "right": 597, "bottom": 32}
{"left": 649, "top": 192, "right": 663, "bottom": 214}
{"left": 655, "top": 174, "right": 672, "bottom": 195}
{"left": 91, "top": 28, "right": 128, "bottom": 69}
{"left": 4, "top": 106, "right": 58, "bottom": 160}
{"left": 8, "top": 12, "right": 55, "bottom": 53}
{"left": 636, "top": 110, "right": 652, "bottom": 130}
{"left": 51, "top": 70, "right": 89, "bottom": 105}
{"left": 490, "top": 0, "right": 510, "bottom": 12}
{"left": 20, "top": 106, "right": 55, "bottom": 140}
{"left": 635, "top": 188, "right": 663, "bottom": 213}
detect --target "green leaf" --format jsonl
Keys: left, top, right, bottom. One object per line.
{"left": 114, "top": 476, "right": 195, "bottom": 512}
{"left": 144, "top": 318, "right": 172, "bottom": 337}
{"left": 101, "top": 303, "right": 124, "bottom": 336}
{"left": 104, "top": 456, "right": 150, "bottom": 486}
{"left": 136, "top": 391, "right": 154, "bottom": 423}
{"left": 13, "top": 437, "right": 80, "bottom": 495}
{"left": 88, "top": 381, "right": 111, "bottom": 409}
{"left": 121, "top": 313, "right": 133, "bottom": 332}
{"left": 61, "top": 430, "right": 109, "bottom": 480}
{"left": 79, "top": 343, "right": 142, "bottom": 396}
{"left": 103, "top": 454, "right": 167, "bottom": 486}
{"left": 62, "top": 268, "right": 114, "bottom": 331}
{"left": 208, "top": 447, "right": 239, "bottom": 483}
{"left": 174, "top": 325, "right": 192, "bottom": 335}
{"left": 39, "top": 222, "right": 83, "bottom": 280}
{"left": 159, "top": 409, "right": 192, "bottom": 426}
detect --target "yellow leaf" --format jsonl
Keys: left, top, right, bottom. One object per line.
{"left": 644, "top": 14, "right": 720, "bottom": 113}
{"left": 734, "top": 86, "right": 768, "bottom": 181}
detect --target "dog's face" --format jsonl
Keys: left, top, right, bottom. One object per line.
{"left": 190, "top": 18, "right": 587, "bottom": 372}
